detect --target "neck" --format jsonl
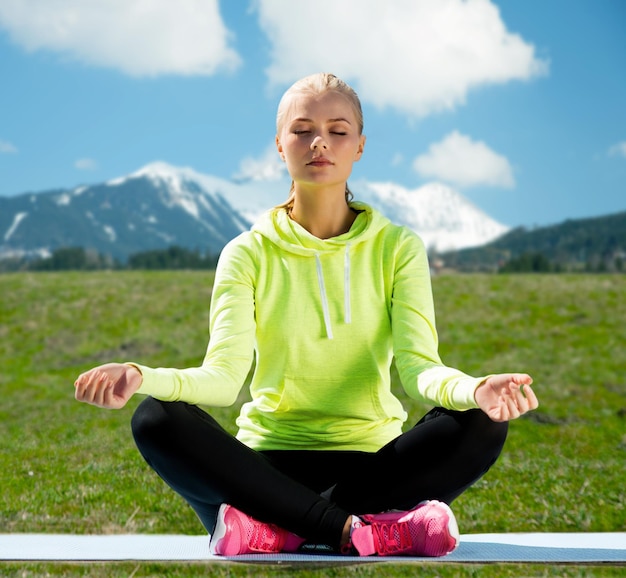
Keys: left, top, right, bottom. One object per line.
{"left": 289, "top": 184, "right": 355, "bottom": 239}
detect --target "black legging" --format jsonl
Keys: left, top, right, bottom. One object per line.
{"left": 131, "top": 397, "right": 508, "bottom": 549}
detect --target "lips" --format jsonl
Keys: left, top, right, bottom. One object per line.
{"left": 307, "top": 157, "right": 333, "bottom": 166}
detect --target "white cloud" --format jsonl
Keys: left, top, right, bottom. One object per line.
{"left": 0, "top": 0, "right": 240, "bottom": 76}
{"left": 75, "top": 158, "right": 98, "bottom": 170}
{"left": 232, "top": 145, "right": 286, "bottom": 183}
{"left": 255, "top": 0, "right": 548, "bottom": 118}
{"left": 413, "top": 131, "right": 515, "bottom": 189}
{"left": 608, "top": 141, "right": 626, "bottom": 159}
{"left": 0, "top": 139, "right": 18, "bottom": 153}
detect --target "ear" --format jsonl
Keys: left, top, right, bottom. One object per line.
{"left": 276, "top": 135, "right": 286, "bottom": 161}
{"left": 354, "top": 134, "right": 366, "bottom": 161}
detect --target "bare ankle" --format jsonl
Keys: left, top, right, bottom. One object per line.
{"left": 340, "top": 516, "right": 353, "bottom": 547}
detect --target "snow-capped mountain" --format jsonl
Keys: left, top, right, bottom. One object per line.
{"left": 0, "top": 162, "right": 509, "bottom": 262}
{"left": 0, "top": 162, "right": 250, "bottom": 262}
{"left": 354, "top": 180, "right": 509, "bottom": 252}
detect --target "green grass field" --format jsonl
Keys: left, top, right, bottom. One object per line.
{"left": 1, "top": 271, "right": 624, "bottom": 577}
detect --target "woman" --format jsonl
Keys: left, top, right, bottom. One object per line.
{"left": 74, "top": 73, "right": 538, "bottom": 557}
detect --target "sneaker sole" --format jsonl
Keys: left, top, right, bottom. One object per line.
{"left": 209, "top": 503, "right": 229, "bottom": 555}
{"left": 426, "top": 500, "right": 460, "bottom": 555}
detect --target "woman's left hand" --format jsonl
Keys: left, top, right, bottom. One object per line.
{"left": 474, "top": 373, "right": 538, "bottom": 422}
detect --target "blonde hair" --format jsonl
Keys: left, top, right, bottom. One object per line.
{"left": 276, "top": 73, "right": 363, "bottom": 211}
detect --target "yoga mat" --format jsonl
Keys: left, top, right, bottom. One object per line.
{"left": 1, "top": 533, "right": 625, "bottom": 563}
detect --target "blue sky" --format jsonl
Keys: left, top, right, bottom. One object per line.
{"left": 0, "top": 0, "right": 624, "bottom": 228}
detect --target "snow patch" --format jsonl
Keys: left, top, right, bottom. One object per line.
{"left": 103, "top": 225, "right": 116, "bottom": 242}
{"left": 176, "top": 197, "right": 200, "bottom": 219}
{"left": 106, "top": 176, "right": 127, "bottom": 187}
{"left": 4, "top": 212, "right": 28, "bottom": 242}
{"left": 55, "top": 193, "right": 71, "bottom": 206}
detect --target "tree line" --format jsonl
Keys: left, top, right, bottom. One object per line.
{"left": 496, "top": 251, "right": 624, "bottom": 273}
{"left": 0, "top": 246, "right": 220, "bottom": 272}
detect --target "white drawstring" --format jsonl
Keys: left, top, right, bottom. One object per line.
{"left": 344, "top": 243, "right": 351, "bottom": 325}
{"left": 315, "top": 253, "right": 333, "bottom": 340}
{"left": 315, "top": 246, "right": 352, "bottom": 339}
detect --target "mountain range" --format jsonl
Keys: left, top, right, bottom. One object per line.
{"left": 0, "top": 162, "right": 509, "bottom": 262}
{"left": 440, "top": 210, "right": 626, "bottom": 272}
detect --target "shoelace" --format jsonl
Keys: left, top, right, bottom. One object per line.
{"left": 372, "top": 521, "right": 413, "bottom": 555}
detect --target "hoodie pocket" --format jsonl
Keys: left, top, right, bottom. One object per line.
{"left": 273, "top": 375, "right": 386, "bottom": 421}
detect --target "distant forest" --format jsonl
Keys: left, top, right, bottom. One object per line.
{"left": 0, "top": 246, "right": 220, "bottom": 272}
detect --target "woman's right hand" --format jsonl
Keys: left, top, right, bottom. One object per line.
{"left": 74, "top": 363, "right": 143, "bottom": 409}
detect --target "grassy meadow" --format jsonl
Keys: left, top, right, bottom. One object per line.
{"left": 1, "top": 271, "right": 624, "bottom": 577}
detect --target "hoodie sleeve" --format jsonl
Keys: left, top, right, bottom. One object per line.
{"left": 391, "top": 230, "right": 484, "bottom": 410}
{"left": 130, "top": 236, "right": 257, "bottom": 407}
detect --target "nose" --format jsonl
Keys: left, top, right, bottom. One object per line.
{"left": 310, "top": 135, "right": 328, "bottom": 150}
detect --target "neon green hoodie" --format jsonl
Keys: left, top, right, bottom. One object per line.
{"left": 133, "top": 203, "right": 484, "bottom": 451}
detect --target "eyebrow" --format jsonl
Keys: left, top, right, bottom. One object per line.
{"left": 291, "top": 117, "right": 352, "bottom": 125}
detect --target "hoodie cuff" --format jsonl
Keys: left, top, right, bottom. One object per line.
{"left": 454, "top": 375, "right": 490, "bottom": 410}
{"left": 125, "top": 363, "right": 176, "bottom": 401}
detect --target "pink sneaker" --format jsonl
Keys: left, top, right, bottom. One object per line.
{"left": 209, "top": 504, "right": 305, "bottom": 556}
{"left": 350, "top": 500, "right": 459, "bottom": 557}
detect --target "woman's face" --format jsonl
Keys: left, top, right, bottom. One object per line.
{"left": 276, "top": 91, "right": 365, "bottom": 192}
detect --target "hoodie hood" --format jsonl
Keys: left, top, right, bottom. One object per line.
{"left": 251, "top": 202, "right": 390, "bottom": 256}
{"left": 251, "top": 202, "right": 390, "bottom": 339}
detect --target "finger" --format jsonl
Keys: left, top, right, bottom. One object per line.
{"left": 78, "top": 374, "right": 99, "bottom": 404}
{"left": 93, "top": 372, "right": 113, "bottom": 407}
{"left": 74, "top": 373, "right": 95, "bottom": 401}
{"left": 77, "top": 371, "right": 107, "bottom": 406}
{"left": 74, "top": 370, "right": 93, "bottom": 388}
{"left": 74, "top": 381, "right": 85, "bottom": 401}
{"left": 521, "top": 384, "right": 539, "bottom": 410}
{"left": 83, "top": 370, "right": 100, "bottom": 387}
{"left": 75, "top": 382, "right": 93, "bottom": 404}
{"left": 511, "top": 373, "right": 533, "bottom": 387}
{"left": 90, "top": 373, "right": 104, "bottom": 405}
{"left": 489, "top": 405, "right": 507, "bottom": 423}
{"left": 514, "top": 393, "right": 530, "bottom": 415}
{"left": 504, "top": 393, "right": 520, "bottom": 420}
{"left": 512, "top": 383, "right": 531, "bottom": 412}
